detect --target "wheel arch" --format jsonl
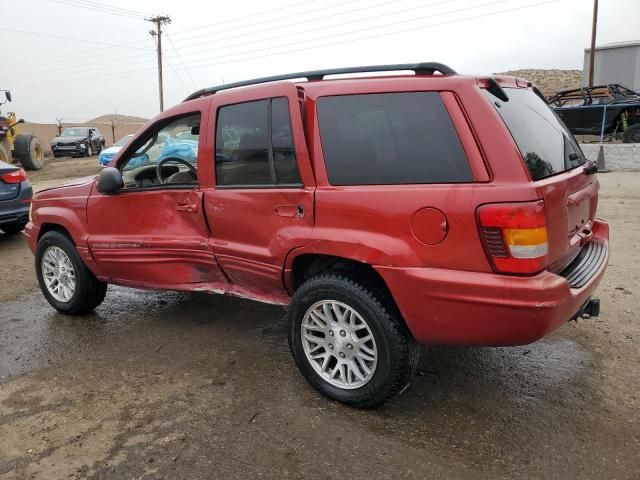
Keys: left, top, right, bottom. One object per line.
{"left": 38, "top": 222, "right": 75, "bottom": 244}
{"left": 286, "top": 252, "right": 404, "bottom": 322}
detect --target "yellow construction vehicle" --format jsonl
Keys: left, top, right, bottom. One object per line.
{"left": 0, "top": 90, "right": 44, "bottom": 169}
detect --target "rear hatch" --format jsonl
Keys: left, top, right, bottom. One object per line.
{"left": 484, "top": 86, "right": 598, "bottom": 272}
{"left": 0, "top": 163, "right": 22, "bottom": 202}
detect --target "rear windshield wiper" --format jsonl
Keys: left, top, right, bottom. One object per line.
{"left": 486, "top": 78, "right": 509, "bottom": 102}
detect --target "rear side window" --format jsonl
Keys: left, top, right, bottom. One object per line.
{"left": 215, "top": 97, "right": 301, "bottom": 187}
{"left": 483, "top": 88, "right": 586, "bottom": 180}
{"left": 317, "top": 92, "right": 472, "bottom": 185}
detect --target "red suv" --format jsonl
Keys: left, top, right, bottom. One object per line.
{"left": 25, "top": 63, "right": 609, "bottom": 407}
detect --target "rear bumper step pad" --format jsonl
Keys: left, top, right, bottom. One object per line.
{"left": 560, "top": 241, "right": 607, "bottom": 289}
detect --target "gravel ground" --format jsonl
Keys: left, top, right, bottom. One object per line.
{"left": 0, "top": 160, "right": 638, "bottom": 479}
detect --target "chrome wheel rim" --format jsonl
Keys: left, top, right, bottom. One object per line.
{"left": 41, "top": 246, "right": 76, "bottom": 302}
{"left": 301, "top": 300, "right": 378, "bottom": 390}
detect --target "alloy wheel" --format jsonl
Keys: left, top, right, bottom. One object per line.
{"left": 41, "top": 246, "right": 76, "bottom": 302}
{"left": 301, "top": 300, "right": 378, "bottom": 389}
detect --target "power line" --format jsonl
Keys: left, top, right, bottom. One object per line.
{"left": 134, "top": 0, "right": 519, "bottom": 74}
{"left": 172, "top": 0, "right": 367, "bottom": 43}
{"left": 171, "top": 0, "right": 447, "bottom": 55}
{"left": 166, "top": 33, "right": 198, "bottom": 89}
{"left": 171, "top": 0, "right": 317, "bottom": 35}
{"left": 14, "top": 0, "right": 559, "bottom": 91}
{"left": 1, "top": 0, "right": 401, "bottom": 81}
{"left": 3, "top": 36, "right": 149, "bottom": 69}
{"left": 48, "top": 0, "right": 151, "bottom": 19}
{"left": 5, "top": 0, "right": 394, "bottom": 80}
{"left": 2, "top": 0, "right": 370, "bottom": 77}
{"left": 3, "top": 0, "right": 469, "bottom": 81}
{"left": 0, "top": 26, "right": 154, "bottom": 51}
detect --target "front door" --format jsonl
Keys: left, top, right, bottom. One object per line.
{"left": 204, "top": 87, "right": 315, "bottom": 297}
{"left": 87, "top": 112, "right": 227, "bottom": 289}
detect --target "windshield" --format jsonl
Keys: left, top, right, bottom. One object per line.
{"left": 484, "top": 88, "right": 586, "bottom": 181}
{"left": 114, "top": 134, "right": 133, "bottom": 147}
{"left": 61, "top": 128, "right": 88, "bottom": 137}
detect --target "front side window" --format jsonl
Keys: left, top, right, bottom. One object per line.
{"left": 317, "top": 92, "right": 472, "bottom": 185}
{"left": 119, "top": 113, "right": 200, "bottom": 188}
{"left": 215, "top": 97, "right": 301, "bottom": 187}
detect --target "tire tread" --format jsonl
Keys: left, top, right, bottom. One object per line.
{"left": 288, "top": 273, "right": 417, "bottom": 408}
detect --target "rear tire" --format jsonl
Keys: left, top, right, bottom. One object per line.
{"left": 288, "top": 274, "right": 417, "bottom": 408}
{"left": 623, "top": 123, "right": 640, "bottom": 143}
{"left": 35, "top": 231, "right": 107, "bottom": 314}
{"left": 1, "top": 222, "right": 27, "bottom": 235}
{"left": 15, "top": 134, "right": 44, "bottom": 170}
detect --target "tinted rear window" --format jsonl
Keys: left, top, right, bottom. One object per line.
{"left": 317, "top": 92, "right": 472, "bottom": 185}
{"left": 484, "top": 88, "right": 586, "bottom": 180}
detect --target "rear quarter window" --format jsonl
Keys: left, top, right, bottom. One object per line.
{"left": 317, "top": 92, "right": 472, "bottom": 185}
{"left": 483, "top": 88, "right": 586, "bottom": 180}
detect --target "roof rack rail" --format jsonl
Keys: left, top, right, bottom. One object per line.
{"left": 183, "top": 62, "right": 457, "bottom": 102}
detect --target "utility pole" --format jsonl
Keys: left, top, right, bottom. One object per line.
{"left": 146, "top": 15, "right": 171, "bottom": 112}
{"left": 588, "top": 0, "right": 598, "bottom": 87}
{"left": 111, "top": 109, "right": 116, "bottom": 144}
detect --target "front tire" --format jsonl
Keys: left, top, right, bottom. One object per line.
{"left": 15, "top": 134, "right": 44, "bottom": 170}
{"left": 35, "top": 231, "right": 107, "bottom": 314}
{"left": 288, "top": 274, "right": 417, "bottom": 408}
{"left": 86, "top": 144, "right": 93, "bottom": 157}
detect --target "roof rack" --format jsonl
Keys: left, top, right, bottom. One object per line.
{"left": 183, "top": 62, "right": 457, "bottom": 102}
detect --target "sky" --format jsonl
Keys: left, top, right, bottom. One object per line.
{"left": 1, "top": 0, "right": 639, "bottom": 123}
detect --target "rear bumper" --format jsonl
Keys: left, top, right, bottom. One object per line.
{"left": 0, "top": 206, "right": 29, "bottom": 226}
{"left": 376, "top": 219, "right": 610, "bottom": 346}
{"left": 0, "top": 182, "right": 32, "bottom": 226}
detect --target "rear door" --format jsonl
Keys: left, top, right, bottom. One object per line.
{"left": 485, "top": 87, "right": 597, "bottom": 270}
{"left": 204, "top": 85, "right": 315, "bottom": 297}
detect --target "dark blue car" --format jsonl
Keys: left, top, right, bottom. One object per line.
{"left": 0, "top": 159, "right": 32, "bottom": 234}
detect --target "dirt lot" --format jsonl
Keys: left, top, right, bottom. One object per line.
{"left": 0, "top": 159, "right": 638, "bottom": 479}
{"left": 0, "top": 156, "right": 102, "bottom": 304}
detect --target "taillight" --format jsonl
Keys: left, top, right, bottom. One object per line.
{"left": 1, "top": 169, "right": 28, "bottom": 184}
{"left": 477, "top": 200, "right": 548, "bottom": 274}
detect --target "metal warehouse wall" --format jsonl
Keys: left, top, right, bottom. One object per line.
{"left": 583, "top": 42, "right": 640, "bottom": 91}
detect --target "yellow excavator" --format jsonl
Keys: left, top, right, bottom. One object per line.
{"left": 0, "top": 90, "right": 44, "bottom": 170}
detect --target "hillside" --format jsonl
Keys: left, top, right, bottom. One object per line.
{"left": 87, "top": 114, "right": 148, "bottom": 124}
{"left": 496, "top": 69, "right": 583, "bottom": 96}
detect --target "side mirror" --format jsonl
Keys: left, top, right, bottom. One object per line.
{"left": 96, "top": 167, "right": 124, "bottom": 194}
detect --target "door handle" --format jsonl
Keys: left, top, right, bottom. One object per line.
{"left": 274, "top": 204, "right": 304, "bottom": 217}
{"left": 176, "top": 203, "right": 197, "bottom": 213}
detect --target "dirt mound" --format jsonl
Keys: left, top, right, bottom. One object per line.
{"left": 496, "top": 69, "right": 583, "bottom": 96}
{"left": 87, "top": 114, "right": 148, "bottom": 124}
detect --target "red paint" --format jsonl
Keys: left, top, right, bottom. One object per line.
{"left": 25, "top": 72, "right": 610, "bottom": 345}
{"left": 411, "top": 208, "right": 448, "bottom": 245}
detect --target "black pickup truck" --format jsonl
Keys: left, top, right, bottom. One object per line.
{"left": 547, "top": 84, "right": 640, "bottom": 143}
